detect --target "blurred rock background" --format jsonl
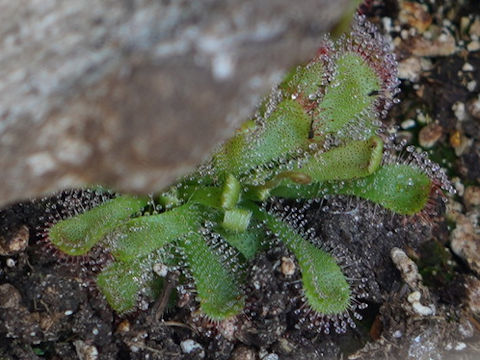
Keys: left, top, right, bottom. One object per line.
{"left": 0, "top": 0, "right": 349, "bottom": 207}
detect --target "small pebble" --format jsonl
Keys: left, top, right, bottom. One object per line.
{"left": 217, "top": 317, "right": 237, "bottom": 341}
{"left": 467, "top": 41, "right": 480, "bottom": 52}
{"left": 74, "top": 340, "right": 98, "bottom": 360}
{"left": 0, "top": 225, "right": 29, "bottom": 255}
{"left": 450, "top": 215, "right": 480, "bottom": 275}
{"left": 277, "top": 338, "right": 295, "bottom": 353}
{"left": 470, "top": 17, "right": 480, "bottom": 37}
{"left": 446, "top": 200, "right": 464, "bottom": 221}
{"left": 382, "top": 17, "right": 393, "bottom": 33}
{"left": 0, "top": 283, "right": 22, "bottom": 309}
{"left": 452, "top": 177, "right": 465, "bottom": 197}
{"left": 398, "top": 1, "right": 432, "bottom": 33}
{"left": 391, "top": 248, "right": 422, "bottom": 288}
{"left": 401, "top": 119, "right": 416, "bottom": 129}
{"left": 416, "top": 111, "right": 431, "bottom": 124}
{"left": 281, "top": 256, "right": 296, "bottom": 276}
{"left": 419, "top": 123, "right": 443, "bottom": 148}
{"left": 230, "top": 346, "right": 256, "bottom": 360}
{"left": 411, "top": 32, "right": 456, "bottom": 57}
{"left": 464, "top": 186, "right": 480, "bottom": 208}
{"left": 460, "top": 16, "right": 470, "bottom": 33}
{"left": 129, "top": 344, "right": 140, "bottom": 353}
{"left": 458, "top": 318, "right": 474, "bottom": 338}
{"left": 116, "top": 319, "right": 131, "bottom": 333}
{"left": 407, "top": 291, "right": 421, "bottom": 302}
{"left": 449, "top": 131, "right": 472, "bottom": 156}
{"left": 449, "top": 130, "right": 462, "bottom": 148}
{"left": 467, "top": 95, "right": 480, "bottom": 119}
{"left": 411, "top": 300, "right": 435, "bottom": 316}
{"left": 407, "top": 291, "right": 435, "bottom": 316}
{"left": 6, "top": 258, "right": 15, "bottom": 268}
{"left": 462, "top": 63, "right": 474, "bottom": 71}
{"left": 398, "top": 57, "right": 422, "bottom": 82}
{"left": 180, "top": 339, "right": 205, "bottom": 358}
{"left": 393, "top": 330, "right": 403, "bottom": 338}
{"left": 452, "top": 102, "right": 467, "bottom": 121}
{"left": 467, "top": 80, "right": 477, "bottom": 92}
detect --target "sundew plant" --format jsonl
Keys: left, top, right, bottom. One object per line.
{"left": 41, "top": 15, "right": 451, "bottom": 334}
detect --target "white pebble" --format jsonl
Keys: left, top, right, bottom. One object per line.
{"left": 180, "top": 339, "right": 205, "bottom": 358}
{"left": 6, "top": 258, "right": 15, "bottom": 267}
{"left": 412, "top": 301, "right": 435, "bottom": 316}
{"left": 467, "top": 40, "right": 480, "bottom": 51}
{"left": 74, "top": 340, "right": 98, "bottom": 360}
{"left": 393, "top": 330, "right": 403, "bottom": 338}
{"left": 401, "top": 119, "right": 416, "bottom": 129}
{"left": 407, "top": 291, "right": 421, "bottom": 302}
{"left": 452, "top": 102, "right": 467, "bottom": 121}
{"left": 467, "top": 80, "right": 477, "bottom": 92}
{"left": 407, "top": 291, "right": 435, "bottom": 316}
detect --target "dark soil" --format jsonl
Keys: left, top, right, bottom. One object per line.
{"left": 2, "top": 0, "right": 480, "bottom": 359}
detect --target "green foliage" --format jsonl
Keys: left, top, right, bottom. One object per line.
{"left": 48, "top": 195, "right": 147, "bottom": 255}
{"left": 213, "top": 99, "right": 311, "bottom": 179}
{"left": 251, "top": 205, "right": 351, "bottom": 315}
{"left": 179, "top": 232, "right": 245, "bottom": 320}
{"left": 44, "top": 15, "right": 446, "bottom": 331}
{"left": 272, "top": 164, "right": 432, "bottom": 215}
{"left": 314, "top": 54, "right": 380, "bottom": 137}
{"left": 96, "top": 259, "right": 147, "bottom": 313}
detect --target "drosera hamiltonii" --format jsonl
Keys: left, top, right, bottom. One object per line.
{"left": 38, "top": 14, "right": 452, "bottom": 335}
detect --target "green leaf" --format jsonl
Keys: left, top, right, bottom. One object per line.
{"left": 179, "top": 233, "right": 244, "bottom": 320}
{"left": 96, "top": 260, "right": 146, "bottom": 313}
{"left": 251, "top": 136, "right": 382, "bottom": 197}
{"left": 179, "top": 186, "right": 222, "bottom": 209}
{"left": 272, "top": 164, "right": 433, "bottom": 216}
{"left": 221, "top": 174, "right": 241, "bottom": 209}
{"left": 285, "top": 136, "right": 383, "bottom": 184}
{"left": 279, "top": 60, "right": 325, "bottom": 98}
{"left": 48, "top": 195, "right": 148, "bottom": 256}
{"left": 314, "top": 53, "right": 381, "bottom": 138}
{"left": 222, "top": 208, "right": 252, "bottom": 233}
{"left": 253, "top": 206, "right": 351, "bottom": 315}
{"left": 216, "top": 226, "right": 264, "bottom": 260}
{"left": 336, "top": 163, "right": 433, "bottom": 215}
{"left": 158, "top": 188, "right": 182, "bottom": 209}
{"left": 213, "top": 99, "right": 311, "bottom": 177}
{"left": 112, "top": 203, "right": 201, "bottom": 261}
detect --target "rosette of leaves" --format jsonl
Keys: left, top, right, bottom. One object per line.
{"left": 44, "top": 15, "right": 446, "bottom": 330}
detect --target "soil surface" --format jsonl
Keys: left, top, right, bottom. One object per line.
{"left": 2, "top": 1, "right": 480, "bottom": 359}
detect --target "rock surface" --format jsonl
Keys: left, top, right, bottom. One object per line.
{"left": 0, "top": 0, "right": 348, "bottom": 207}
